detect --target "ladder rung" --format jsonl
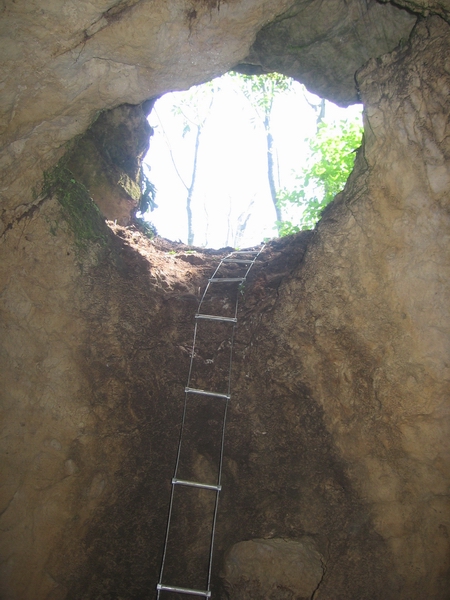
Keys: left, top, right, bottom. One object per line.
{"left": 209, "top": 277, "right": 245, "bottom": 283}
{"left": 195, "top": 314, "right": 237, "bottom": 323}
{"left": 222, "top": 258, "right": 254, "bottom": 263}
{"left": 172, "top": 478, "right": 221, "bottom": 491}
{"left": 157, "top": 584, "right": 211, "bottom": 597}
{"left": 185, "top": 387, "right": 230, "bottom": 400}
{"left": 231, "top": 250, "right": 259, "bottom": 254}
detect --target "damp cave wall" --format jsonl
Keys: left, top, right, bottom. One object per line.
{"left": 0, "top": 1, "right": 450, "bottom": 599}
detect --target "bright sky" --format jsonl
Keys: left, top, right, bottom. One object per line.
{"left": 143, "top": 74, "right": 362, "bottom": 249}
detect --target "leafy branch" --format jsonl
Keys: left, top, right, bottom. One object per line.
{"left": 277, "top": 117, "right": 363, "bottom": 233}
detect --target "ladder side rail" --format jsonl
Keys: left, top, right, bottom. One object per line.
{"left": 157, "top": 255, "right": 231, "bottom": 596}
{"left": 206, "top": 481, "right": 223, "bottom": 593}
{"left": 231, "top": 244, "right": 265, "bottom": 320}
{"left": 205, "top": 393, "right": 232, "bottom": 591}
{"left": 157, "top": 319, "right": 201, "bottom": 592}
{"left": 242, "top": 244, "right": 266, "bottom": 279}
{"left": 156, "top": 481, "right": 177, "bottom": 599}
{"left": 202, "top": 248, "right": 266, "bottom": 589}
{"left": 157, "top": 387, "right": 191, "bottom": 592}
{"left": 205, "top": 281, "right": 239, "bottom": 589}
{"left": 174, "top": 320, "right": 200, "bottom": 477}
{"left": 196, "top": 252, "right": 234, "bottom": 316}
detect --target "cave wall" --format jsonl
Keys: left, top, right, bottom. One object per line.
{"left": 269, "top": 17, "right": 450, "bottom": 596}
{"left": 0, "top": 1, "right": 449, "bottom": 599}
{"left": 237, "top": 0, "right": 416, "bottom": 105}
{"left": 66, "top": 101, "right": 155, "bottom": 224}
{"left": 0, "top": 0, "right": 296, "bottom": 233}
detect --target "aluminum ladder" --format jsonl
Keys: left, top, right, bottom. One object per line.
{"left": 156, "top": 245, "right": 265, "bottom": 598}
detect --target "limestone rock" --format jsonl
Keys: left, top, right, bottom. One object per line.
{"left": 379, "top": 0, "right": 450, "bottom": 21}
{"left": 0, "top": 0, "right": 295, "bottom": 230}
{"left": 269, "top": 15, "right": 450, "bottom": 598}
{"left": 237, "top": 0, "right": 416, "bottom": 105}
{"left": 221, "top": 537, "right": 324, "bottom": 599}
{"left": 66, "top": 102, "right": 154, "bottom": 224}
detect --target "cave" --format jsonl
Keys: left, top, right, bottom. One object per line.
{"left": 0, "top": 1, "right": 449, "bottom": 599}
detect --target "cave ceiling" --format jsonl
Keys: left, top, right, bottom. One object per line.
{"left": 237, "top": 0, "right": 416, "bottom": 105}
{"left": 0, "top": 0, "right": 433, "bottom": 231}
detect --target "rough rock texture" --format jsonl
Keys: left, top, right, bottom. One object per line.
{"left": 1, "top": 2, "right": 450, "bottom": 600}
{"left": 380, "top": 0, "right": 450, "bottom": 21}
{"left": 270, "top": 16, "right": 450, "bottom": 597}
{"left": 222, "top": 537, "right": 324, "bottom": 599}
{"left": 0, "top": 0, "right": 296, "bottom": 231}
{"left": 67, "top": 101, "right": 154, "bottom": 224}
{"left": 0, "top": 0, "right": 422, "bottom": 229}
{"left": 237, "top": 0, "right": 416, "bottom": 105}
{"left": 0, "top": 215, "right": 221, "bottom": 599}
{"left": 0, "top": 199, "right": 99, "bottom": 600}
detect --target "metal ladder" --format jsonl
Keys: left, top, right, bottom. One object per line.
{"left": 156, "top": 245, "right": 265, "bottom": 599}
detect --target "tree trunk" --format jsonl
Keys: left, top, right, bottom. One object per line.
{"left": 186, "top": 125, "right": 202, "bottom": 245}
{"left": 265, "top": 118, "right": 282, "bottom": 230}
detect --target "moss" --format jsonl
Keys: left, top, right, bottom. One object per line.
{"left": 117, "top": 172, "right": 141, "bottom": 202}
{"left": 41, "top": 161, "right": 109, "bottom": 253}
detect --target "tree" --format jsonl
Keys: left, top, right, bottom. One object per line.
{"left": 276, "top": 117, "right": 363, "bottom": 234}
{"left": 153, "top": 83, "right": 215, "bottom": 245}
{"left": 229, "top": 72, "right": 294, "bottom": 232}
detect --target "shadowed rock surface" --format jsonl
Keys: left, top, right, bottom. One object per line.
{"left": 66, "top": 101, "right": 155, "bottom": 224}
{"left": 237, "top": 0, "right": 416, "bottom": 105}
{"left": 0, "top": 2, "right": 449, "bottom": 599}
{"left": 222, "top": 537, "right": 325, "bottom": 599}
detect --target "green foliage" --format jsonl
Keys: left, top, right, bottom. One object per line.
{"left": 41, "top": 163, "right": 109, "bottom": 251}
{"left": 277, "top": 118, "right": 363, "bottom": 233}
{"left": 139, "top": 172, "right": 157, "bottom": 214}
{"left": 134, "top": 216, "right": 157, "bottom": 239}
{"left": 276, "top": 219, "right": 301, "bottom": 236}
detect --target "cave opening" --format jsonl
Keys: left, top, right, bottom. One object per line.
{"left": 141, "top": 72, "right": 363, "bottom": 249}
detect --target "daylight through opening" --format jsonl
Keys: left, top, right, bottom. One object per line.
{"left": 142, "top": 72, "right": 363, "bottom": 249}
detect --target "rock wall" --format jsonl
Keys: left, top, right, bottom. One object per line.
{"left": 237, "top": 0, "right": 416, "bottom": 105}
{"left": 0, "top": 1, "right": 449, "bottom": 599}
{"left": 0, "top": 0, "right": 296, "bottom": 232}
{"left": 261, "top": 16, "right": 450, "bottom": 597}
{"left": 66, "top": 101, "right": 155, "bottom": 224}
